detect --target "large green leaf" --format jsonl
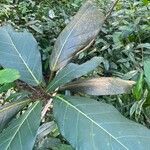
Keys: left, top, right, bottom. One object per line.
{"left": 47, "top": 57, "right": 104, "bottom": 92}
{"left": 0, "top": 69, "right": 20, "bottom": 84}
{"left": 144, "top": 59, "right": 150, "bottom": 87}
{"left": 0, "top": 101, "right": 42, "bottom": 150}
{"left": 60, "top": 77, "right": 135, "bottom": 95}
{"left": 50, "top": 0, "right": 105, "bottom": 71}
{"left": 0, "top": 99, "right": 30, "bottom": 132}
{"left": 54, "top": 95, "right": 150, "bottom": 150}
{"left": 0, "top": 26, "right": 43, "bottom": 86}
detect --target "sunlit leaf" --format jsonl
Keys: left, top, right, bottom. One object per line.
{"left": 0, "top": 69, "right": 20, "bottom": 84}
{"left": 142, "top": 0, "right": 149, "bottom": 5}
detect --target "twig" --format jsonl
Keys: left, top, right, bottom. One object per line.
{"left": 104, "top": 0, "right": 120, "bottom": 21}
{"left": 41, "top": 98, "right": 53, "bottom": 119}
{"left": 41, "top": 92, "right": 57, "bottom": 119}
{"left": 49, "top": 71, "right": 55, "bottom": 82}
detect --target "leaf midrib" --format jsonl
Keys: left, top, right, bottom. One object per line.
{"left": 4, "top": 29, "right": 40, "bottom": 85}
{"left": 51, "top": 4, "right": 91, "bottom": 71}
{"left": 47, "top": 57, "right": 101, "bottom": 92}
{"left": 5, "top": 102, "right": 39, "bottom": 150}
{"left": 0, "top": 100, "right": 30, "bottom": 113}
{"left": 56, "top": 96, "right": 129, "bottom": 150}
{"left": 47, "top": 64, "right": 78, "bottom": 92}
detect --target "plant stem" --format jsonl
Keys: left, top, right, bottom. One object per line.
{"left": 41, "top": 98, "right": 53, "bottom": 120}
{"left": 41, "top": 92, "right": 57, "bottom": 119}
{"left": 49, "top": 71, "right": 55, "bottom": 82}
{"left": 104, "top": 0, "right": 120, "bottom": 21}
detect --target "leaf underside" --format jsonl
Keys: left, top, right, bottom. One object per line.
{"left": 0, "top": 99, "right": 30, "bottom": 132}
{"left": 50, "top": 0, "right": 105, "bottom": 71}
{"left": 47, "top": 57, "right": 104, "bottom": 92}
{"left": 54, "top": 95, "right": 150, "bottom": 150}
{"left": 0, "top": 26, "right": 43, "bottom": 86}
{"left": 0, "top": 101, "right": 42, "bottom": 150}
{"left": 60, "top": 77, "right": 135, "bottom": 95}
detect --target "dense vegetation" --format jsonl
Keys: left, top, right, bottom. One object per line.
{"left": 0, "top": 0, "right": 150, "bottom": 149}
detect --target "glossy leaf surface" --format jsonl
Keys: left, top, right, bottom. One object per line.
{"left": 0, "top": 101, "right": 42, "bottom": 150}
{"left": 0, "top": 26, "right": 43, "bottom": 86}
{"left": 47, "top": 57, "right": 104, "bottom": 92}
{"left": 50, "top": 0, "right": 105, "bottom": 71}
{"left": 60, "top": 77, "right": 135, "bottom": 95}
{"left": 54, "top": 95, "right": 150, "bottom": 150}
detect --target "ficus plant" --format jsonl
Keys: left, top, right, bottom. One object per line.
{"left": 0, "top": 1, "right": 150, "bottom": 150}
